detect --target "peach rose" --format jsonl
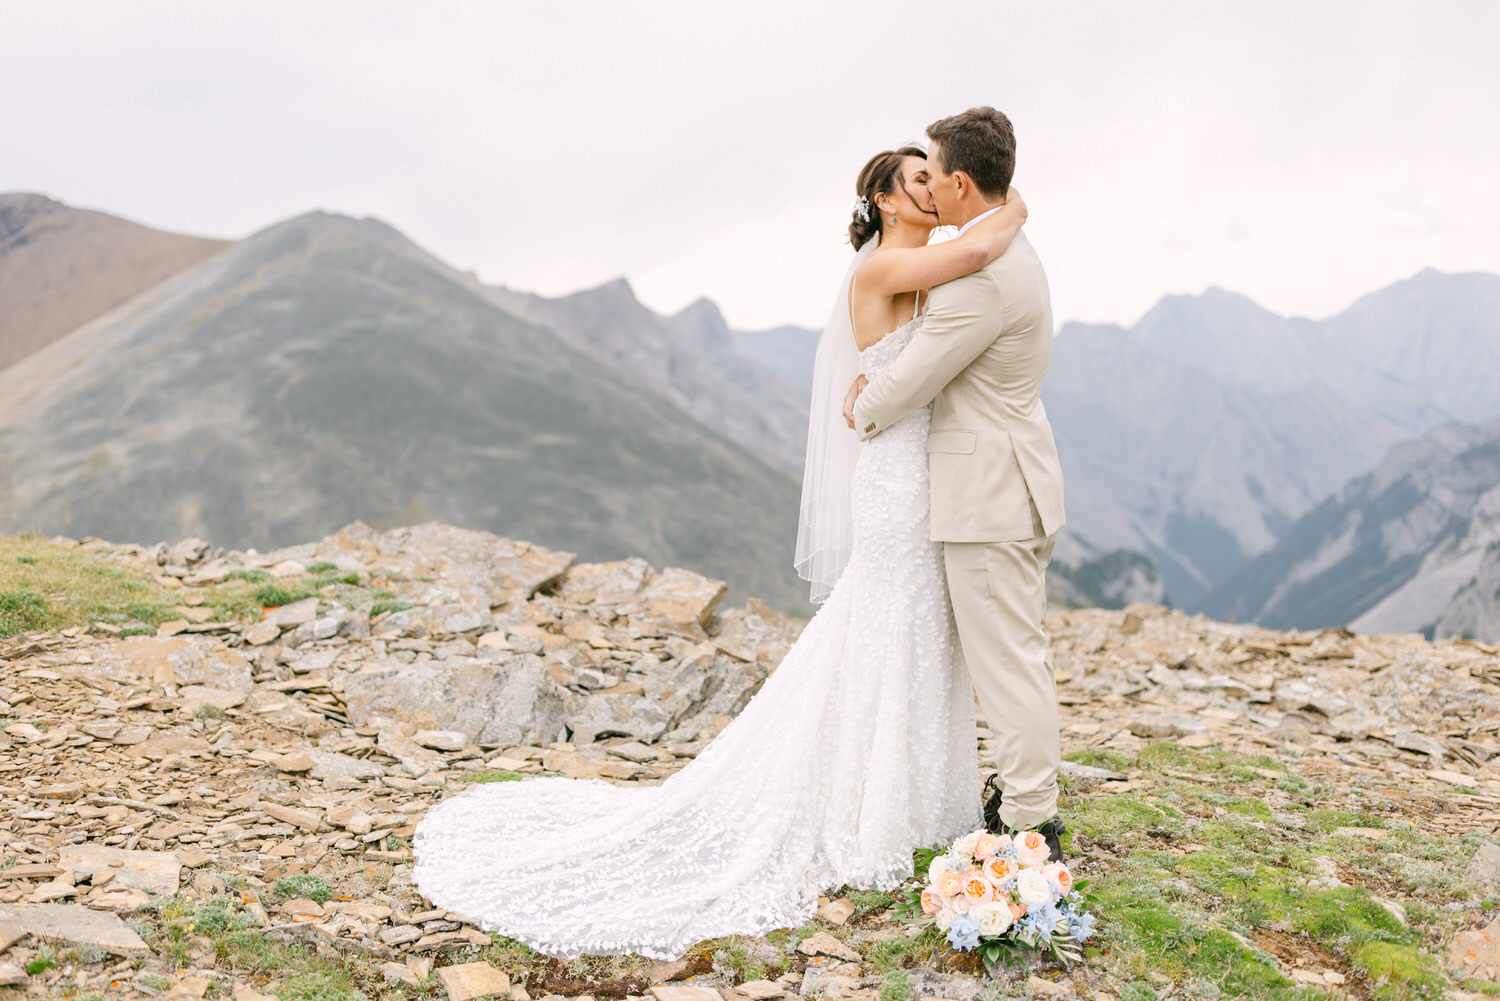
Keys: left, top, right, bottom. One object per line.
{"left": 1016, "top": 829, "right": 1051, "bottom": 868}
{"left": 983, "top": 856, "right": 1019, "bottom": 887}
{"left": 936, "top": 869, "right": 963, "bottom": 899}
{"left": 1009, "top": 898, "right": 1027, "bottom": 920}
{"left": 921, "top": 888, "right": 941, "bottom": 916}
{"left": 954, "top": 830, "right": 985, "bottom": 858}
{"left": 973, "top": 832, "right": 1002, "bottom": 859}
{"left": 962, "top": 873, "right": 996, "bottom": 904}
{"left": 1042, "top": 861, "right": 1074, "bottom": 895}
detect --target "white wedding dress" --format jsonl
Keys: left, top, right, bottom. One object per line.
{"left": 413, "top": 315, "right": 981, "bottom": 959}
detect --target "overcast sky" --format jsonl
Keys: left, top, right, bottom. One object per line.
{"left": 3, "top": 1, "right": 1497, "bottom": 331}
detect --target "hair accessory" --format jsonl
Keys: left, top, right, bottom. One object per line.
{"left": 853, "top": 195, "right": 871, "bottom": 223}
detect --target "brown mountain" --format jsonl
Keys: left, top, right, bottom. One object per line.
{"left": 0, "top": 192, "right": 231, "bottom": 371}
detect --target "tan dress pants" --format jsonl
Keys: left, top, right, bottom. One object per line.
{"left": 942, "top": 503, "right": 1059, "bottom": 829}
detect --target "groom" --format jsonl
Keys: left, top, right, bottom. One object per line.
{"left": 844, "top": 107, "right": 1067, "bottom": 858}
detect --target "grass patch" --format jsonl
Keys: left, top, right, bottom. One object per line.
{"left": 274, "top": 874, "right": 333, "bottom": 904}
{"left": 465, "top": 769, "right": 529, "bottom": 784}
{"left": 226, "top": 568, "right": 274, "bottom": 583}
{"left": 370, "top": 599, "right": 415, "bottom": 618}
{"left": 0, "top": 534, "right": 181, "bottom": 636}
{"left": 879, "top": 970, "right": 913, "bottom": 1001}
{"left": 253, "top": 582, "right": 312, "bottom": 607}
{"left": 305, "top": 562, "right": 338, "bottom": 574}
{"left": 278, "top": 964, "right": 363, "bottom": 1001}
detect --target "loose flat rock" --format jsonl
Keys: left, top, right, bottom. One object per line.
{"left": 796, "top": 931, "right": 861, "bottom": 961}
{"left": 58, "top": 845, "right": 182, "bottom": 894}
{"left": 233, "top": 983, "right": 281, "bottom": 1001}
{"left": 650, "top": 986, "right": 724, "bottom": 1001}
{"left": 816, "top": 897, "right": 856, "bottom": 926}
{"left": 1060, "top": 761, "right": 1127, "bottom": 782}
{"left": 0, "top": 963, "right": 27, "bottom": 987}
{"left": 0, "top": 902, "right": 149, "bottom": 955}
{"left": 436, "top": 961, "right": 511, "bottom": 1001}
{"left": 1026, "top": 976, "right": 1074, "bottom": 997}
{"left": 413, "top": 729, "right": 468, "bottom": 752}
{"left": 735, "top": 981, "right": 785, "bottom": 1000}
{"left": 178, "top": 686, "right": 247, "bottom": 710}
{"left": 1128, "top": 714, "right": 1205, "bottom": 738}
{"left": 1466, "top": 842, "right": 1500, "bottom": 885}
{"left": 305, "top": 748, "right": 386, "bottom": 782}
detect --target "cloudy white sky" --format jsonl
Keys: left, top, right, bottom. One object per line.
{"left": 3, "top": 1, "right": 1497, "bottom": 331}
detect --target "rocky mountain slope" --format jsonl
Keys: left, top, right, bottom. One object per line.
{"left": 0, "top": 192, "right": 230, "bottom": 371}
{"left": 486, "top": 281, "right": 812, "bottom": 470}
{"left": 1198, "top": 419, "right": 1500, "bottom": 640}
{"left": 0, "top": 212, "right": 809, "bottom": 611}
{"left": 1044, "top": 270, "right": 1500, "bottom": 606}
{"left": 2, "top": 525, "right": 1497, "bottom": 1000}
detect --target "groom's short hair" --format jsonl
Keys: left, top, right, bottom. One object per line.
{"left": 926, "top": 107, "right": 1015, "bottom": 198}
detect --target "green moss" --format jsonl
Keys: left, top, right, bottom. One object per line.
{"left": 1348, "top": 941, "right": 1445, "bottom": 1000}
{"left": 847, "top": 889, "right": 897, "bottom": 912}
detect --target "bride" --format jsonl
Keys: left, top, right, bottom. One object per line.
{"left": 412, "top": 144, "right": 1028, "bottom": 959}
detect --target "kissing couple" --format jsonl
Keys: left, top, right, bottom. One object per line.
{"left": 413, "top": 105, "right": 1067, "bottom": 960}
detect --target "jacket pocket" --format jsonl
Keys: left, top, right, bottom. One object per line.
{"left": 926, "top": 429, "right": 977, "bottom": 454}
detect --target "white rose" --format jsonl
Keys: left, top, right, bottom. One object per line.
{"left": 1016, "top": 867, "right": 1054, "bottom": 907}
{"left": 935, "top": 903, "right": 958, "bottom": 930}
{"left": 929, "top": 853, "right": 957, "bottom": 879}
{"left": 969, "top": 901, "right": 1013, "bottom": 936}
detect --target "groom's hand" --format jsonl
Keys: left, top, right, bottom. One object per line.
{"left": 843, "top": 375, "right": 869, "bottom": 429}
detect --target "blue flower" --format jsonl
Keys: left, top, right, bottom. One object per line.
{"left": 1071, "top": 910, "right": 1098, "bottom": 940}
{"left": 946, "top": 913, "right": 982, "bottom": 951}
{"left": 1022, "top": 902, "right": 1065, "bottom": 939}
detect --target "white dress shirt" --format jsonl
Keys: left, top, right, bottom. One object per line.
{"left": 956, "top": 204, "right": 1004, "bottom": 238}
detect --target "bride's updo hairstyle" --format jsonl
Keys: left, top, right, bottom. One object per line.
{"left": 848, "top": 145, "right": 927, "bottom": 250}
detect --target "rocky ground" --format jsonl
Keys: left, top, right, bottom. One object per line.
{"left": 2, "top": 522, "right": 1500, "bottom": 1001}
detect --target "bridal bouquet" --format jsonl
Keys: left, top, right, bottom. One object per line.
{"left": 905, "top": 829, "right": 1096, "bottom": 970}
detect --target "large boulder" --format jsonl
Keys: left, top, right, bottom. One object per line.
{"left": 341, "top": 654, "right": 567, "bottom": 746}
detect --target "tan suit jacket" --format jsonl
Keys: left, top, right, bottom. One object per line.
{"left": 852, "top": 230, "right": 1065, "bottom": 543}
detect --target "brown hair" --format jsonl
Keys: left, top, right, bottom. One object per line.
{"left": 848, "top": 145, "right": 927, "bottom": 250}
{"left": 925, "top": 107, "right": 1015, "bottom": 199}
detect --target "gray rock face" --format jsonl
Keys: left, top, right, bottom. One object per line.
{"left": 485, "top": 279, "right": 811, "bottom": 472}
{"left": 0, "top": 211, "right": 808, "bottom": 612}
{"left": 342, "top": 654, "right": 568, "bottom": 746}
{"left": 1044, "top": 270, "right": 1500, "bottom": 606}
{"left": 1200, "top": 418, "right": 1500, "bottom": 638}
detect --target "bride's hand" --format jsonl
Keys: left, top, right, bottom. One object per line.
{"left": 843, "top": 375, "right": 869, "bottom": 429}
{"left": 970, "top": 187, "right": 1027, "bottom": 258}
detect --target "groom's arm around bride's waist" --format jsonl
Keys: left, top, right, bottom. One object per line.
{"left": 852, "top": 268, "right": 1004, "bottom": 441}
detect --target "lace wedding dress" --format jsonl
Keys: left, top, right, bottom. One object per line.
{"left": 413, "top": 316, "right": 981, "bottom": 959}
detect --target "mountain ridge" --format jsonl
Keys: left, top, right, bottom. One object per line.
{"left": 0, "top": 209, "right": 811, "bottom": 612}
